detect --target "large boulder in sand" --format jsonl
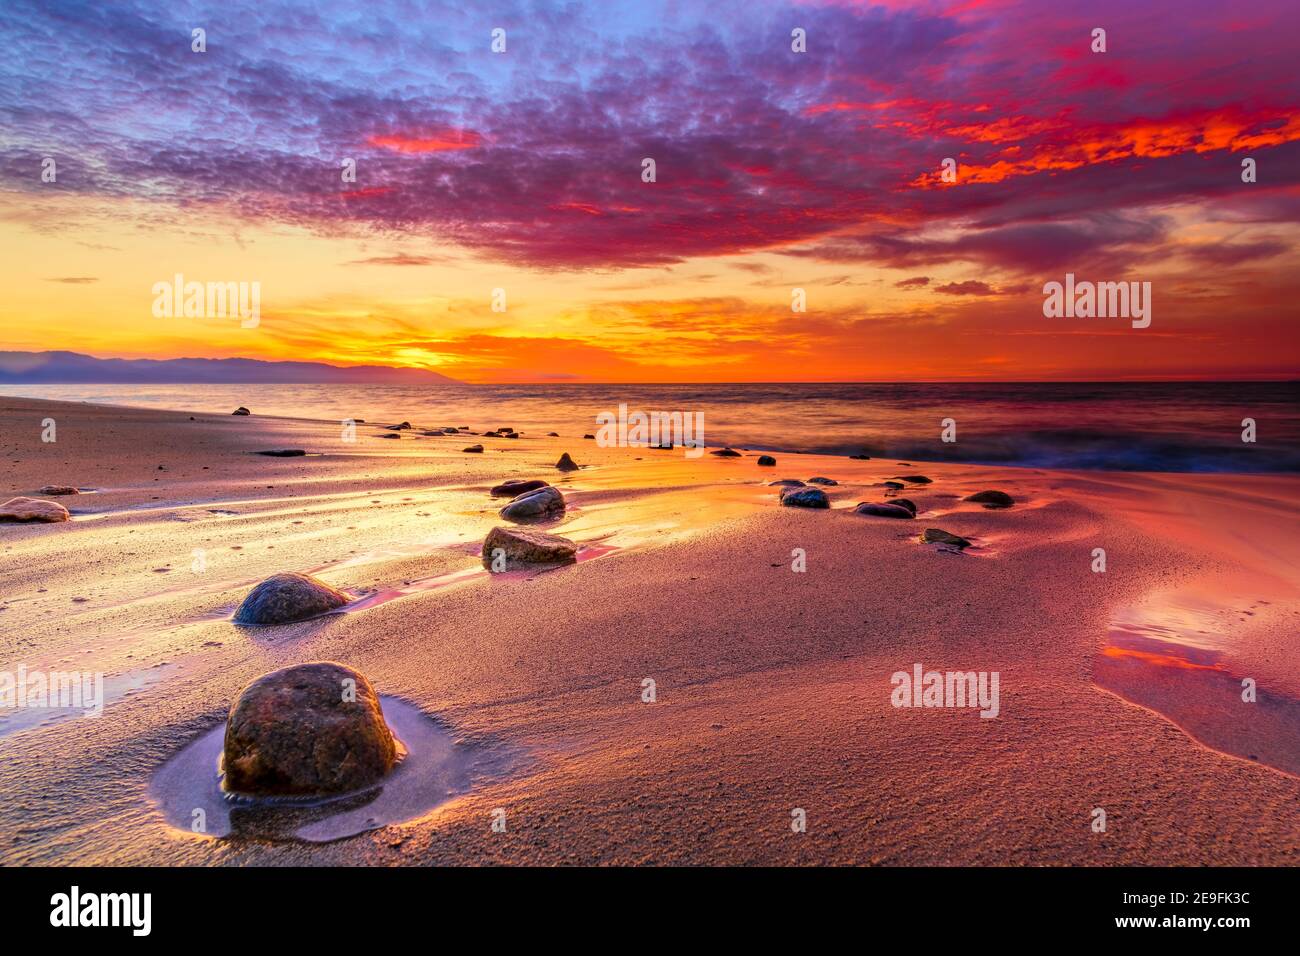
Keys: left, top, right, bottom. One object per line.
{"left": 223, "top": 662, "right": 397, "bottom": 796}
{"left": 855, "top": 502, "right": 914, "bottom": 519}
{"left": 490, "top": 478, "right": 550, "bottom": 498}
{"left": 0, "top": 497, "right": 70, "bottom": 523}
{"left": 37, "top": 485, "right": 80, "bottom": 496}
{"left": 482, "top": 526, "right": 577, "bottom": 567}
{"left": 965, "top": 489, "right": 1014, "bottom": 508}
{"left": 922, "top": 528, "right": 972, "bottom": 549}
{"left": 780, "top": 487, "right": 829, "bottom": 509}
{"left": 555, "top": 452, "right": 580, "bottom": 472}
{"left": 499, "top": 485, "right": 565, "bottom": 521}
{"left": 233, "top": 572, "right": 351, "bottom": 626}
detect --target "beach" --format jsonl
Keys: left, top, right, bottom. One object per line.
{"left": 0, "top": 394, "right": 1296, "bottom": 865}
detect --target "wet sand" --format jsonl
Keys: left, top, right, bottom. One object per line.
{"left": 0, "top": 395, "right": 1296, "bottom": 865}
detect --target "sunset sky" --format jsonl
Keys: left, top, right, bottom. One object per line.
{"left": 1, "top": 0, "right": 1297, "bottom": 383}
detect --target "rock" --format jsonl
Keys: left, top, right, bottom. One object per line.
{"left": 386, "top": 422, "right": 412, "bottom": 431}
{"left": 443, "top": 427, "right": 459, "bottom": 435}
{"left": 583, "top": 434, "right": 596, "bottom": 440}
{"left": 497, "top": 427, "right": 515, "bottom": 434}
{"left": 711, "top": 448, "right": 742, "bottom": 457}
{"left": 223, "top": 662, "right": 397, "bottom": 796}
{"left": 490, "top": 478, "right": 550, "bottom": 497}
{"left": 482, "top": 526, "right": 577, "bottom": 566}
{"left": 769, "top": 479, "right": 806, "bottom": 487}
{"left": 504, "top": 432, "right": 519, "bottom": 439}
{"left": 892, "top": 498, "right": 918, "bottom": 515}
{"left": 463, "top": 444, "right": 484, "bottom": 453}
{"left": 555, "top": 452, "right": 580, "bottom": 472}
{"left": 254, "top": 449, "right": 306, "bottom": 457}
{"left": 883, "top": 480, "right": 905, "bottom": 490}
{"left": 922, "top": 528, "right": 972, "bottom": 549}
{"left": 377, "top": 433, "right": 400, "bottom": 439}
{"left": 757, "top": 455, "right": 777, "bottom": 466}
{"left": 37, "top": 485, "right": 79, "bottom": 496}
{"left": 499, "top": 485, "right": 565, "bottom": 521}
{"left": 855, "top": 502, "right": 914, "bottom": 519}
{"left": 779, "top": 487, "right": 830, "bottom": 509}
{"left": 965, "top": 490, "right": 1014, "bottom": 508}
{"left": 895, "top": 475, "right": 933, "bottom": 484}
{"left": 0, "top": 497, "right": 70, "bottom": 523}
{"left": 547, "top": 432, "right": 559, "bottom": 437}
{"left": 849, "top": 454, "right": 871, "bottom": 460}
{"left": 806, "top": 476, "right": 837, "bottom": 485}
{"left": 232, "top": 572, "right": 351, "bottom": 626}
{"left": 232, "top": 407, "right": 251, "bottom": 416}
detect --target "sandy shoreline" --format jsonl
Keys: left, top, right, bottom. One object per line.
{"left": 0, "top": 395, "right": 1296, "bottom": 865}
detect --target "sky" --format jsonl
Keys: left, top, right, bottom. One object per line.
{"left": 1, "top": 0, "right": 1297, "bottom": 383}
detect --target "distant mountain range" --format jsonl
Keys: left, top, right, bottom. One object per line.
{"left": 0, "top": 351, "right": 460, "bottom": 384}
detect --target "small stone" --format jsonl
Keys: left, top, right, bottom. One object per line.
{"left": 547, "top": 432, "right": 559, "bottom": 437}
{"left": 964, "top": 490, "right": 1014, "bottom": 508}
{"left": 711, "top": 448, "right": 741, "bottom": 457}
{"left": 37, "top": 485, "right": 79, "bottom": 496}
{"left": 922, "top": 528, "right": 972, "bottom": 549}
{"left": 233, "top": 572, "right": 351, "bottom": 626}
{"left": 555, "top": 452, "right": 580, "bottom": 472}
{"left": 892, "top": 498, "right": 918, "bottom": 515}
{"left": 490, "top": 478, "right": 550, "bottom": 497}
{"left": 0, "top": 497, "right": 70, "bottom": 523}
{"left": 386, "top": 421, "right": 412, "bottom": 431}
{"left": 499, "top": 486, "right": 565, "bottom": 521}
{"left": 254, "top": 449, "right": 306, "bottom": 457}
{"left": 779, "top": 487, "right": 830, "bottom": 509}
{"left": 806, "top": 477, "right": 837, "bottom": 485}
{"left": 463, "top": 444, "right": 484, "bottom": 453}
{"left": 232, "top": 407, "right": 251, "bottom": 416}
{"left": 757, "top": 455, "right": 776, "bottom": 466}
{"left": 855, "top": 502, "right": 914, "bottom": 519}
{"left": 223, "top": 662, "right": 397, "bottom": 796}
{"left": 583, "top": 433, "right": 596, "bottom": 440}
{"left": 482, "top": 526, "right": 577, "bottom": 566}
{"left": 895, "top": 475, "right": 933, "bottom": 484}
{"left": 377, "top": 433, "right": 400, "bottom": 440}
{"left": 769, "top": 479, "right": 805, "bottom": 487}
{"left": 883, "top": 481, "right": 905, "bottom": 490}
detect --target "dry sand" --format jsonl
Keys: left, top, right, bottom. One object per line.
{"left": 0, "top": 395, "right": 1296, "bottom": 865}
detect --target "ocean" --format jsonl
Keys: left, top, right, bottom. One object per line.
{"left": 4, "top": 381, "right": 1296, "bottom": 473}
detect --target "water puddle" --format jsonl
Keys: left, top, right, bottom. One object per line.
{"left": 1096, "top": 594, "right": 1300, "bottom": 777}
{"left": 150, "top": 697, "right": 486, "bottom": 842}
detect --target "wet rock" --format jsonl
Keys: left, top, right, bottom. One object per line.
{"left": 922, "top": 528, "right": 972, "bottom": 549}
{"left": 547, "top": 432, "right": 559, "bottom": 437}
{"left": 442, "top": 427, "right": 459, "bottom": 435}
{"left": 37, "top": 485, "right": 79, "bottom": 496}
{"left": 463, "top": 444, "right": 484, "bottom": 453}
{"left": 964, "top": 490, "right": 1014, "bottom": 508}
{"left": 223, "top": 662, "right": 397, "bottom": 796}
{"left": 0, "top": 496, "right": 70, "bottom": 523}
{"left": 555, "top": 452, "right": 580, "bottom": 472}
{"left": 892, "top": 498, "right": 918, "bottom": 515}
{"left": 499, "top": 485, "right": 565, "bottom": 521}
{"left": 583, "top": 433, "right": 595, "bottom": 440}
{"left": 233, "top": 572, "right": 351, "bottom": 626}
{"left": 386, "top": 421, "right": 412, "bottom": 431}
{"left": 490, "top": 478, "right": 550, "bottom": 497}
{"left": 883, "top": 480, "right": 905, "bottom": 490}
{"left": 232, "top": 407, "right": 251, "bottom": 416}
{"left": 504, "top": 432, "right": 519, "bottom": 439}
{"left": 757, "top": 455, "right": 777, "bottom": 466}
{"left": 377, "top": 433, "right": 400, "bottom": 439}
{"left": 855, "top": 502, "right": 914, "bottom": 519}
{"left": 849, "top": 454, "right": 871, "bottom": 460}
{"left": 711, "top": 448, "right": 742, "bottom": 457}
{"left": 779, "top": 487, "right": 830, "bottom": 509}
{"left": 254, "top": 449, "right": 306, "bottom": 457}
{"left": 895, "top": 475, "right": 933, "bottom": 484}
{"left": 482, "top": 526, "right": 577, "bottom": 566}
{"left": 806, "top": 476, "right": 837, "bottom": 485}
{"left": 769, "top": 479, "right": 805, "bottom": 487}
